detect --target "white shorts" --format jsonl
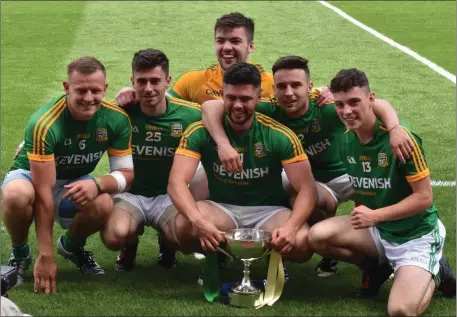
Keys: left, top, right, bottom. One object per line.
{"left": 369, "top": 219, "right": 446, "bottom": 278}
{"left": 281, "top": 171, "right": 353, "bottom": 205}
{"left": 113, "top": 192, "right": 173, "bottom": 229}
{"left": 1, "top": 168, "right": 94, "bottom": 229}
{"left": 205, "top": 200, "right": 286, "bottom": 229}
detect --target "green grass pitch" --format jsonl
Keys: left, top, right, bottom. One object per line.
{"left": 1, "top": 1, "right": 455, "bottom": 316}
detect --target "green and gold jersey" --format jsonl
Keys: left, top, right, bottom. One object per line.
{"left": 257, "top": 95, "right": 346, "bottom": 183}
{"left": 176, "top": 112, "right": 307, "bottom": 206}
{"left": 10, "top": 95, "right": 132, "bottom": 179}
{"left": 124, "top": 96, "right": 202, "bottom": 197}
{"left": 341, "top": 119, "right": 437, "bottom": 243}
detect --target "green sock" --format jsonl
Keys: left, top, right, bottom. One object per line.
{"left": 62, "top": 232, "right": 87, "bottom": 252}
{"left": 12, "top": 243, "right": 30, "bottom": 259}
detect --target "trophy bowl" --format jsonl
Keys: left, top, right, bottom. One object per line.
{"left": 225, "top": 228, "right": 272, "bottom": 261}
{"left": 223, "top": 228, "right": 272, "bottom": 308}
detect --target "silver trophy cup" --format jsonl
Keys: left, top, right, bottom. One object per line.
{"left": 219, "top": 228, "right": 272, "bottom": 308}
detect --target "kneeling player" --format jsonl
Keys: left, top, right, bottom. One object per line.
{"left": 308, "top": 68, "right": 455, "bottom": 316}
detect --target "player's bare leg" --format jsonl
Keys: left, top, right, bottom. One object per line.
{"left": 1, "top": 179, "right": 35, "bottom": 284}
{"left": 57, "top": 193, "right": 113, "bottom": 275}
{"left": 387, "top": 266, "right": 435, "bottom": 316}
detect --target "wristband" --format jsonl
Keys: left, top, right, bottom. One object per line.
{"left": 388, "top": 124, "right": 400, "bottom": 132}
{"left": 92, "top": 178, "right": 102, "bottom": 194}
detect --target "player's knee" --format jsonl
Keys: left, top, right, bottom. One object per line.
{"left": 85, "top": 193, "right": 113, "bottom": 220}
{"left": 1, "top": 182, "right": 34, "bottom": 210}
{"left": 102, "top": 226, "right": 129, "bottom": 251}
{"left": 308, "top": 222, "right": 331, "bottom": 251}
{"left": 387, "top": 300, "right": 419, "bottom": 317}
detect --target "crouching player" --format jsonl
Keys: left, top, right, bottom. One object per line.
{"left": 165, "top": 62, "right": 318, "bottom": 266}
{"left": 1, "top": 56, "right": 133, "bottom": 294}
{"left": 308, "top": 68, "right": 456, "bottom": 316}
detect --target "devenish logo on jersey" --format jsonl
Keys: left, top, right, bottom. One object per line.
{"left": 349, "top": 176, "right": 391, "bottom": 189}
{"left": 304, "top": 138, "right": 331, "bottom": 156}
{"left": 55, "top": 151, "right": 103, "bottom": 165}
{"left": 213, "top": 163, "right": 269, "bottom": 180}
{"left": 133, "top": 145, "right": 175, "bottom": 157}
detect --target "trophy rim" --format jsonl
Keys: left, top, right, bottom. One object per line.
{"left": 225, "top": 228, "right": 272, "bottom": 243}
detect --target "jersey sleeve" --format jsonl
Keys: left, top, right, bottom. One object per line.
{"left": 106, "top": 105, "right": 132, "bottom": 157}
{"left": 25, "top": 114, "right": 59, "bottom": 162}
{"left": 175, "top": 121, "right": 206, "bottom": 160}
{"left": 400, "top": 127, "right": 430, "bottom": 182}
{"left": 169, "top": 71, "right": 202, "bottom": 101}
{"left": 257, "top": 113, "right": 308, "bottom": 166}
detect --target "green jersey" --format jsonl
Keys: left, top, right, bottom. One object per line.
{"left": 10, "top": 95, "right": 132, "bottom": 179}
{"left": 257, "top": 95, "right": 346, "bottom": 183}
{"left": 341, "top": 119, "right": 437, "bottom": 243}
{"left": 176, "top": 112, "right": 308, "bottom": 206}
{"left": 125, "top": 96, "right": 202, "bottom": 197}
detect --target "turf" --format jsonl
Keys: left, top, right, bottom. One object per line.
{"left": 330, "top": 1, "right": 456, "bottom": 73}
{"left": 1, "top": 1, "right": 455, "bottom": 316}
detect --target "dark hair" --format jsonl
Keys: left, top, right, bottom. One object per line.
{"left": 223, "top": 62, "right": 261, "bottom": 88}
{"left": 131, "top": 49, "right": 169, "bottom": 76}
{"left": 67, "top": 56, "right": 106, "bottom": 78}
{"left": 272, "top": 56, "right": 310, "bottom": 79}
{"left": 214, "top": 12, "right": 255, "bottom": 42}
{"left": 330, "top": 68, "right": 370, "bottom": 93}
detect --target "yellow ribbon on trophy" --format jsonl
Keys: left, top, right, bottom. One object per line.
{"left": 256, "top": 250, "right": 284, "bottom": 309}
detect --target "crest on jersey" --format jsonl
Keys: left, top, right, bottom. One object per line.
{"left": 311, "top": 118, "right": 321, "bottom": 132}
{"left": 254, "top": 142, "right": 266, "bottom": 158}
{"left": 96, "top": 128, "right": 108, "bottom": 142}
{"left": 378, "top": 153, "right": 388, "bottom": 167}
{"left": 171, "top": 124, "right": 183, "bottom": 137}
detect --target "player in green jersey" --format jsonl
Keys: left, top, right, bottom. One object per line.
{"left": 106, "top": 49, "right": 202, "bottom": 272}
{"left": 308, "top": 69, "right": 455, "bottom": 315}
{"left": 1, "top": 56, "right": 134, "bottom": 294}
{"left": 200, "top": 56, "right": 414, "bottom": 277}
{"left": 166, "top": 62, "right": 318, "bottom": 263}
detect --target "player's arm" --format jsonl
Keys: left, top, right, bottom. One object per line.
{"left": 26, "top": 121, "right": 57, "bottom": 294}
{"left": 372, "top": 99, "right": 414, "bottom": 163}
{"left": 270, "top": 129, "right": 318, "bottom": 254}
{"left": 283, "top": 159, "right": 318, "bottom": 230}
{"left": 30, "top": 160, "right": 57, "bottom": 293}
{"left": 168, "top": 124, "right": 225, "bottom": 251}
{"left": 99, "top": 113, "right": 134, "bottom": 193}
{"left": 201, "top": 99, "right": 242, "bottom": 173}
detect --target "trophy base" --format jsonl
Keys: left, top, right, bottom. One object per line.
{"left": 228, "top": 289, "right": 264, "bottom": 308}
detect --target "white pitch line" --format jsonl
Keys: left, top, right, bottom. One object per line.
{"left": 431, "top": 180, "right": 456, "bottom": 187}
{"left": 318, "top": 1, "right": 456, "bottom": 84}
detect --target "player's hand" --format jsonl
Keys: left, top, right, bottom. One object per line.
{"left": 13, "top": 141, "right": 25, "bottom": 160}
{"left": 351, "top": 205, "right": 378, "bottom": 229}
{"left": 315, "top": 86, "right": 334, "bottom": 107}
{"left": 115, "top": 87, "right": 138, "bottom": 107}
{"left": 271, "top": 225, "right": 297, "bottom": 255}
{"left": 194, "top": 218, "right": 226, "bottom": 252}
{"left": 217, "top": 143, "right": 243, "bottom": 173}
{"left": 63, "top": 179, "right": 99, "bottom": 206}
{"left": 34, "top": 254, "right": 57, "bottom": 294}
{"left": 389, "top": 125, "right": 414, "bottom": 163}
